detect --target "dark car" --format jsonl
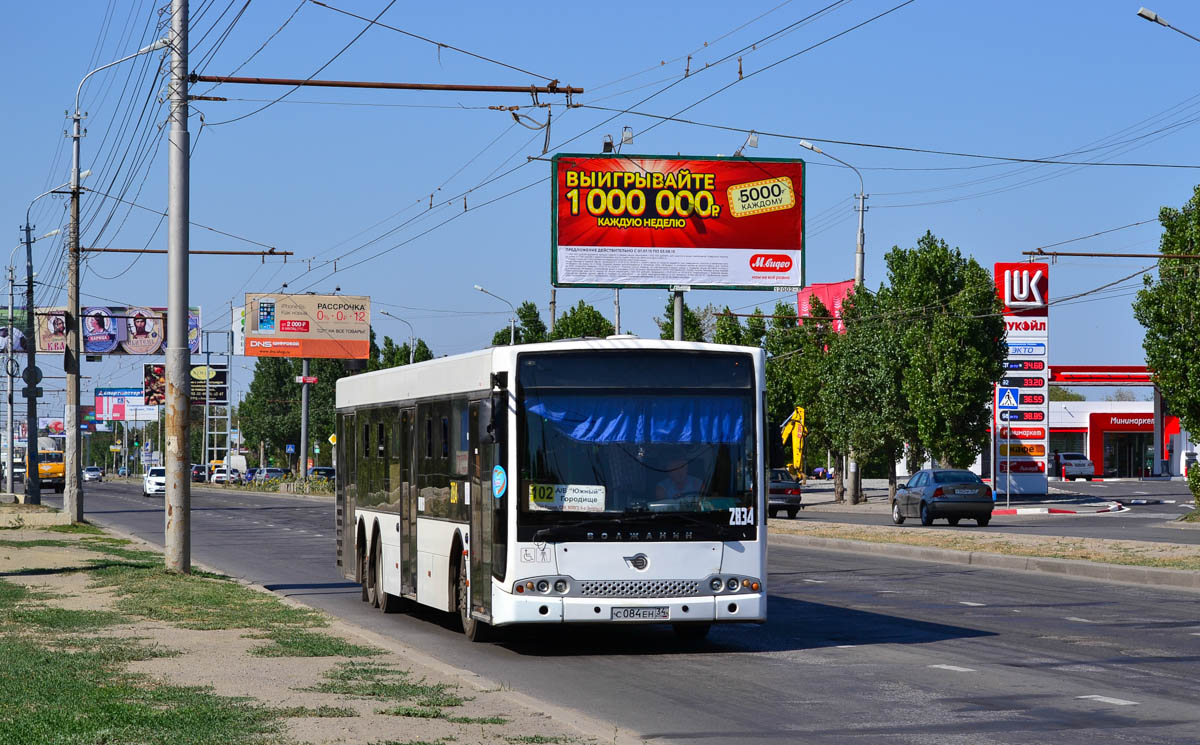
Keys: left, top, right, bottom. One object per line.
{"left": 891, "top": 468, "right": 993, "bottom": 527}
{"left": 242, "top": 468, "right": 258, "bottom": 484}
{"left": 308, "top": 466, "right": 335, "bottom": 481}
{"left": 190, "top": 464, "right": 206, "bottom": 483}
{"left": 767, "top": 468, "right": 803, "bottom": 519}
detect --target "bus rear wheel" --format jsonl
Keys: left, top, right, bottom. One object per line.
{"left": 458, "top": 553, "right": 491, "bottom": 642}
{"left": 375, "top": 539, "right": 399, "bottom": 613}
{"left": 361, "top": 537, "right": 377, "bottom": 607}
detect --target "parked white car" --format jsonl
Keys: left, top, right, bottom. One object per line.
{"left": 1058, "top": 452, "right": 1095, "bottom": 481}
{"left": 210, "top": 468, "right": 239, "bottom": 484}
{"left": 143, "top": 467, "right": 166, "bottom": 497}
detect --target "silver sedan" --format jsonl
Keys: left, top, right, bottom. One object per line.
{"left": 891, "top": 468, "right": 993, "bottom": 527}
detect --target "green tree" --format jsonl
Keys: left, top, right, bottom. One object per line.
{"left": 492, "top": 301, "right": 548, "bottom": 346}
{"left": 1134, "top": 184, "right": 1200, "bottom": 438}
{"left": 744, "top": 308, "right": 767, "bottom": 348}
{"left": 239, "top": 357, "right": 300, "bottom": 466}
{"left": 1049, "top": 386, "right": 1086, "bottom": 401}
{"left": 886, "top": 231, "right": 1006, "bottom": 467}
{"left": 656, "top": 295, "right": 705, "bottom": 341}
{"left": 764, "top": 299, "right": 838, "bottom": 491}
{"left": 549, "top": 300, "right": 614, "bottom": 340}
{"left": 822, "top": 287, "right": 908, "bottom": 501}
{"left": 712, "top": 306, "right": 744, "bottom": 345}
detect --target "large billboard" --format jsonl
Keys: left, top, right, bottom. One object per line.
{"left": 144, "top": 363, "right": 228, "bottom": 406}
{"left": 35, "top": 306, "right": 201, "bottom": 354}
{"left": 0, "top": 309, "right": 31, "bottom": 353}
{"left": 994, "top": 262, "right": 1050, "bottom": 495}
{"left": 551, "top": 154, "right": 805, "bottom": 290}
{"left": 244, "top": 294, "right": 370, "bottom": 359}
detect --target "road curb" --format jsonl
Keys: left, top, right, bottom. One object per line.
{"left": 992, "top": 501, "right": 1125, "bottom": 516}
{"left": 770, "top": 532, "right": 1200, "bottom": 592}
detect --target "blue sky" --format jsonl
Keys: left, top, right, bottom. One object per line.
{"left": 2, "top": 0, "right": 1198, "bottom": 415}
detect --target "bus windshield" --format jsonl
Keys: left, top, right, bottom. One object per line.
{"left": 517, "top": 351, "right": 757, "bottom": 540}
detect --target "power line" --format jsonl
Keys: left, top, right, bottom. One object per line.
{"left": 308, "top": 0, "right": 557, "bottom": 81}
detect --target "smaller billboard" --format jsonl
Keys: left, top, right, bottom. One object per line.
{"left": 95, "top": 387, "right": 145, "bottom": 421}
{"left": 144, "top": 363, "right": 228, "bottom": 406}
{"left": 797, "top": 279, "right": 854, "bottom": 334}
{"left": 244, "top": 294, "right": 370, "bottom": 359}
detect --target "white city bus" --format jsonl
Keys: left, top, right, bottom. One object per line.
{"left": 335, "top": 337, "right": 766, "bottom": 641}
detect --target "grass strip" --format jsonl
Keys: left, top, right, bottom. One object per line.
{"left": 304, "top": 661, "right": 464, "bottom": 708}
{"left": 0, "top": 578, "right": 52, "bottom": 607}
{"left": 0, "top": 636, "right": 281, "bottom": 745}
{"left": 44, "top": 523, "right": 104, "bottom": 535}
{"left": 89, "top": 564, "right": 326, "bottom": 631}
{"left": 247, "top": 628, "right": 380, "bottom": 657}
{"left": 271, "top": 705, "right": 359, "bottom": 718}
{"left": 773, "top": 521, "right": 1200, "bottom": 571}
{"left": 4, "top": 607, "right": 126, "bottom": 632}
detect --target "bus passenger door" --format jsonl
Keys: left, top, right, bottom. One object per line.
{"left": 400, "top": 407, "right": 417, "bottom": 597}
{"left": 468, "top": 400, "right": 494, "bottom": 621}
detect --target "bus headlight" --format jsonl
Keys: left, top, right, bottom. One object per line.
{"left": 553, "top": 579, "right": 568, "bottom": 593}
{"left": 710, "top": 578, "right": 724, "bottom": 592}
{"left": 536, "top": 580, "right": 550, "bottom": 593}
{"left": 726, "top": 577, "right": 740, "bottom": 592}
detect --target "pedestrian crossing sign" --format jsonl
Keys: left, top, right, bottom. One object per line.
{"left": 997, "top": 387, "right": 1019, "bottom": 410}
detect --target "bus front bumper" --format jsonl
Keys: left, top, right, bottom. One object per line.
{"left": 490, "top": 590, "right": 766, "bottom": 626}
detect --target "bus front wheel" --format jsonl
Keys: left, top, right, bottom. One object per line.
{"left": 458, "top": 553, "right": 491, "bottom": 642}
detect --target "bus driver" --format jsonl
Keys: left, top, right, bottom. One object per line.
{"left": 656, "top": 458, "right": 702, "bottom": 501}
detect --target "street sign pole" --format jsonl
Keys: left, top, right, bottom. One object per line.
{"left": 1006, "top": 426, "right": 1011, "bottom": 509}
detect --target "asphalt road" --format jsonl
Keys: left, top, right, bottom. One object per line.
{"left": 799, "top": 479, "right": 1200, "bottom": 545}
{"left": 44, "top": 480, "right": 1200, "bottom": 744}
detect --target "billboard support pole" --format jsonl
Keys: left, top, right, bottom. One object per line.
{"left": 164, "top": 0, "right": 191, "bottom": 573}
{"left": 614, "top": 289, "right": 620, "bottom": 335}
{"left": 300, "top": 358, "right": 309, "bottom": 482}
{"left": 1006, "top": 426, "right": 1011, "bottom": 509}
{"left": 673, "top": 291, "right": 683, "bottom": 342}
{"left": 6, "top": 267, "right": 13, "bottom": 495}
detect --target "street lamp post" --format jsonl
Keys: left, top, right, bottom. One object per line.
{"left": 798, "top": 140, "right": 868, "bottom": 503}
{"left": 474, "top": 284, "right": 516, "bottom": 345}
{"left": 798, "top": 140, "right": 866, "bottom": 287}
{"left": 379, "top": 310, "right": 416, "bottom": 364}
{"left": 1137, "top": 7, "right": 1200, "bottom": 43}
{"left": 64, "top": 37, "right": 170, "bottom": 522}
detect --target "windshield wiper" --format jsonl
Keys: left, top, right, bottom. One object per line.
{"left": 532, "top": 518, "right": 623, "bottom": 543}
{"left": 617, "top": 511, "right": 744, "bottom": 540}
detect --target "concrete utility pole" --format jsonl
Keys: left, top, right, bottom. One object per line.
{"left": 673, "top": 290, "right": 684, "bottom": 341}
{"left": 613, "top": 288, "right": 620, "bottom": 335}
{"left": 799, "top": 140, "right": 867, "bottom": 503}
{"left": 165, "top": 0, "right": 191, "bottom": 572}
{"left": 548, "top": 288, "right": 556, "bottom": 335}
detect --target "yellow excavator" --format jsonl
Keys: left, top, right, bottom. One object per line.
{"left": 780, "top": 407, "right": 807, "bottom": 484}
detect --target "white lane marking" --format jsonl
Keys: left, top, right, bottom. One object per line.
{"left": 959, "top": 601, "right": 985, "bottom": 607}
{"left": 1077, "top": 695, "right": 1137, "bottom": 706}
{"left": 878, "top": 590, "right": 899, "bottom": 594}
{"left": 1133, "top": 491, "right": 1148, "bottom": 495}
{"left": 835, "top": 644, "right": 856, "bottom": 648}
{"left": 1191, "top": 632, "right": 1200, "bottom": 637}
{"left": 929, "top": 664, "right": 976, "bottom": 672}
{"left": 1065, "top": 617, "right": 1095, "bottom": 623}
{"left": 802, "top": 579, "right": 825, "bottom": 583}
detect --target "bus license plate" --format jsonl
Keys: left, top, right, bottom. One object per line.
{"left": 611, "top": 606, "right": 669, "bottom": 621}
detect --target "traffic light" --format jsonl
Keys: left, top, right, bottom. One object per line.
{"left": 133, "top": 438, "right": 140, "bottom": 448}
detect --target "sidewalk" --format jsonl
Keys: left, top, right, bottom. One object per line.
{"left": 797, "top": 479, "right": 1123, "bottom": 516}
